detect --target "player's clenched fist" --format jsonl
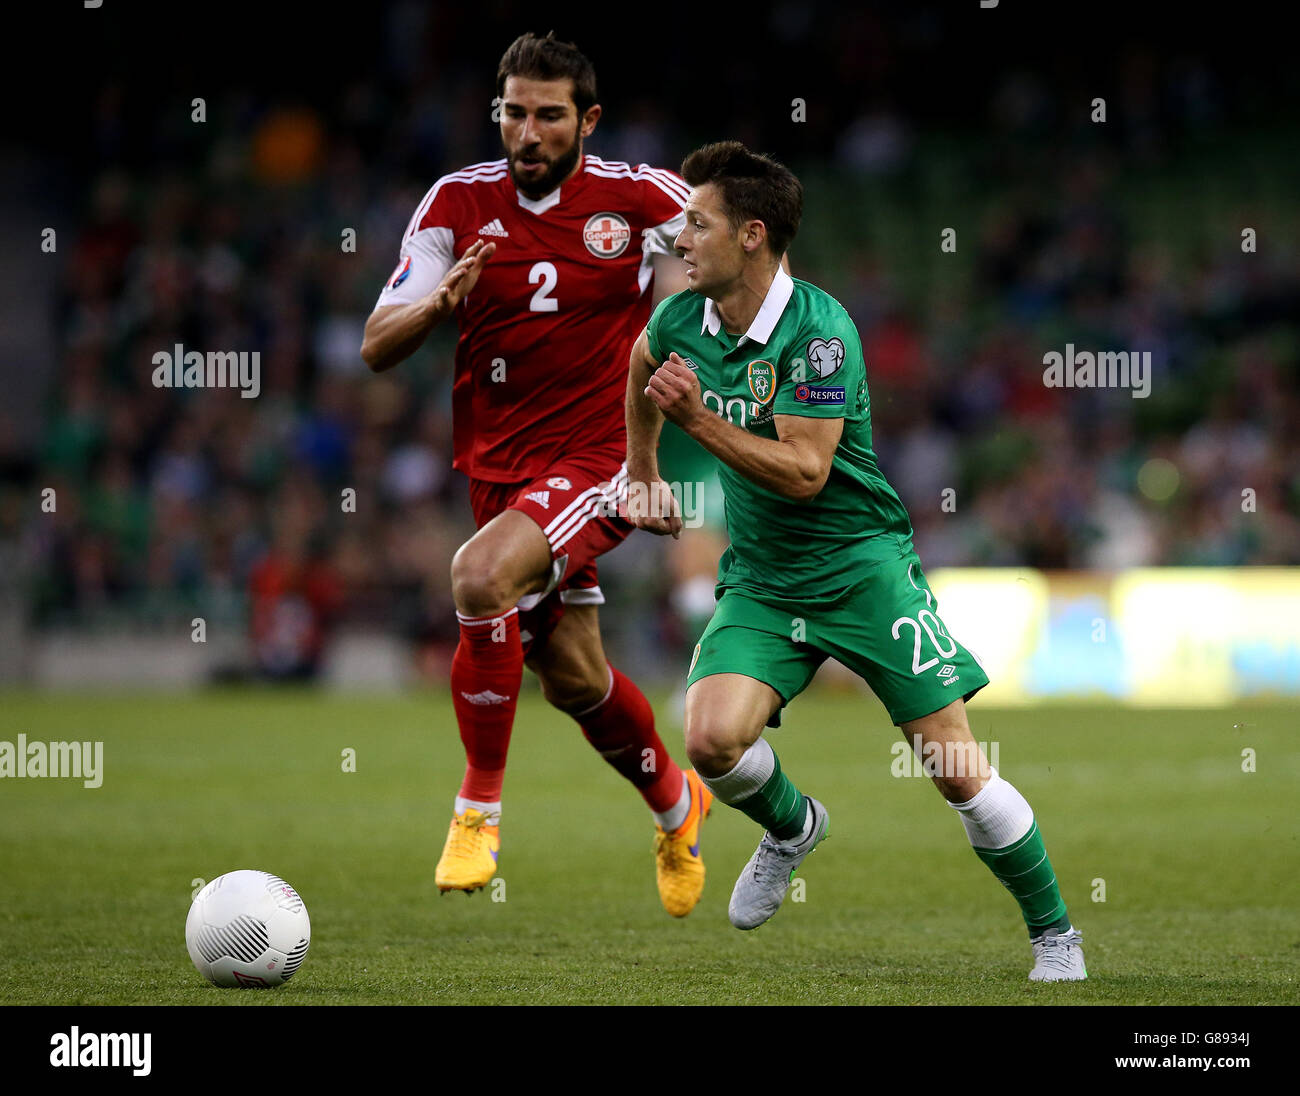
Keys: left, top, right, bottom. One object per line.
{"left": 645, "top": 352, "right": 705, "bottom": 429}
{"left": 428, "top": 239, "right": 496, "bottom": 319}
{"left": 622, "top": 477, "right": 683, "bottom": 540}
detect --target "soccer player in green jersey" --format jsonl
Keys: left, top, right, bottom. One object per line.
{"left": 623, "top": 141, "right": 1085, "bottom": 982}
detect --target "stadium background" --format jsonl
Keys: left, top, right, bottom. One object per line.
{"left": 2, "top": 1, "right": 1297, "bottom": 696}
{"left": 0, "top": 0, "right": 1297, "bottom": 1013}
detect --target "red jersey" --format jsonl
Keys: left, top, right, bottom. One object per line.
{"left": 375, "top": 156, "right": 688, "bottom": 482}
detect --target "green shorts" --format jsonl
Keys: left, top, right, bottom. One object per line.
{"left": 686, "top": 549, "right": 989, "bottom": 726}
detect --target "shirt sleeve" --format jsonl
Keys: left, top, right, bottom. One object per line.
{"left": 638, "top": 165, "right": 689, "bottom": 257}
{"left": 374, "top": 225, "right": 456, "bottom": 309}
{"left": 645, "top": 296, "right": 670, "bottom": 364}
{"left": 771, "top": 308, "right": 864, "bottom": 419}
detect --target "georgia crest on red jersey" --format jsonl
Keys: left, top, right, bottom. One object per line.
{"left": 375, "top": 156, "right": 688, "bottom": 482}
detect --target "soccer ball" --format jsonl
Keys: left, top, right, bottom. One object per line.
{"left": 185, "top": 870, "right": 311, "bottom": 988}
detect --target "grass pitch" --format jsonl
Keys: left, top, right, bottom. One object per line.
{"left": 1, "top": 687, "right": 1296, "bottom": 1005}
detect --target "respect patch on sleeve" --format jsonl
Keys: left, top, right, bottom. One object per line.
{"left": 793, "top": 384, "right": 846, "bottom": 404}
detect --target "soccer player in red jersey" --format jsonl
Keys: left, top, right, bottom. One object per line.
{"left": 360, "top": 32, "right": 711, "bottom": 916}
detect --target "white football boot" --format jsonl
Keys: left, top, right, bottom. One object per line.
{"left": 728, "top": 797, "right": 830, "bottom": 930}
{"left": 1029, "top": 926, "right": 1087, "bottom": 981}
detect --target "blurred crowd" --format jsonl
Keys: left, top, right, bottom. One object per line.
{"left": 6, "top": 4, "right": 1298, "bottom": 679}
{"left": 858, "top": 180, "right": 1300, "bottom": 571}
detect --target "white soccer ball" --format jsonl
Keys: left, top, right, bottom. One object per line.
{"left": 185, "top": 870, "right": 311, "bottom": 988}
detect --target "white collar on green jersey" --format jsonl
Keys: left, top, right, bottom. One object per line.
{"left": 701, "top": 266, "right": 794, "bottom": 346}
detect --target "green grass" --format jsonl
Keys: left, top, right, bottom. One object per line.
{"left": 1, "top": 688, "right": 1296, "bottom": 1005}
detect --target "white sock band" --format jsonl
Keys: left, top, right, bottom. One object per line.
{"left": 652, "top": 772, "right": 691, "bottom": 832}
{"left": 947, "top": 768, "right": 1034, "bottom": 849}
{"left": 698, "top": 737, "right": 776, "bottom": 805}
{"left": 455, "top": 796, "right": 501, "bottom": 824}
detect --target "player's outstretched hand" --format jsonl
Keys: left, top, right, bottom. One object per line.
{"left": 429, "top": 240, "right": 496, "bottom": 318}
{"left": 623, "top": 477, "right": 683, "bottom": 539}
{"left": 645, "top": 352, "right": 705, "bottom": 429}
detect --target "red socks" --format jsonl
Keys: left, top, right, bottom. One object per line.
{"left": 577, "top": 665, "right": 684, "bottom": 812}
{"left": 451, "top": 608, "right": 523, "bottom": 803}
{"left": 451, "top": 610, "right": 681, "bottom": 815}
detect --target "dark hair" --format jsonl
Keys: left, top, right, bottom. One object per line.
{"left": 681, "top": 141, "right": 802, "bottom": 257}
{"left": 496, "top": 32, "right": 598, "bottom": 115}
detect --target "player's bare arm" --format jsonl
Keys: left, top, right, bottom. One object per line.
{"left": 645, "top": 351, "right": 843, "bottom": 502}
{"left": 360, "top": 239, "right": 496, "bottom": 372}
{"left": 625, "top": 328, "right": 683, "bottom": 538}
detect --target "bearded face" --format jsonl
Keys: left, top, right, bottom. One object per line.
{"left": 499, "top": 75, "right": 590, "bottom": 200}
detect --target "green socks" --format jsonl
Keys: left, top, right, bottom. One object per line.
{"left": 949, "top": 769, "right": 1071, "bottom": 937}
{"left": 700, "top": 738, "right": 809, "bottom": 841}
{"left": 737, "top": 756, "right": 808, "bottom": 841}
{"left": 973, "top": 820, "right": 1070, "bottom": 934}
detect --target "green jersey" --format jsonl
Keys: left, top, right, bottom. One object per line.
{"left": 645, "top": 268, "right": 913, "bottom": 598}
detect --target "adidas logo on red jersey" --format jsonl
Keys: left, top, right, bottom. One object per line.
{"left": 477, "top": 218, "right": 509, "bottom": 237}
{"left": 524, "top": 490, "right": 550, "bottom": 509}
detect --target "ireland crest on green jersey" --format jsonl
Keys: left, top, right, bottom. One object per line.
{"left": 747, "top": 359, "right": 776, "bottom": 404}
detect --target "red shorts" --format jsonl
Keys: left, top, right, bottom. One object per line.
{"left": 468, "top": 450, "right": 632, "bottom": 652}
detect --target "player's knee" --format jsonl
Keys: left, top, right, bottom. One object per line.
{"left": 933, "top": 772, "right": 988, "bottom": 804}
{"left": 450, "top": 544, "right": 515, "bottom": 616}
{"left": 683, "top": 717, "right": 746, "bottom": 777}
{"left": 534, "top": 662, "right": 606, "bottom": 715}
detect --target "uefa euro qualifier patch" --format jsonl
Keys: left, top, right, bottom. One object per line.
{"left": 388, "top": 255, "right": 412, "bottom": 288}
{"left": 794, "top": 384, "right": 846, "bottom": 404}
{"left": 747, "top": 360, "right": 776, "bottom": 404}
{"left": 806, "top": 337, "right": 846, "bottom": 379}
